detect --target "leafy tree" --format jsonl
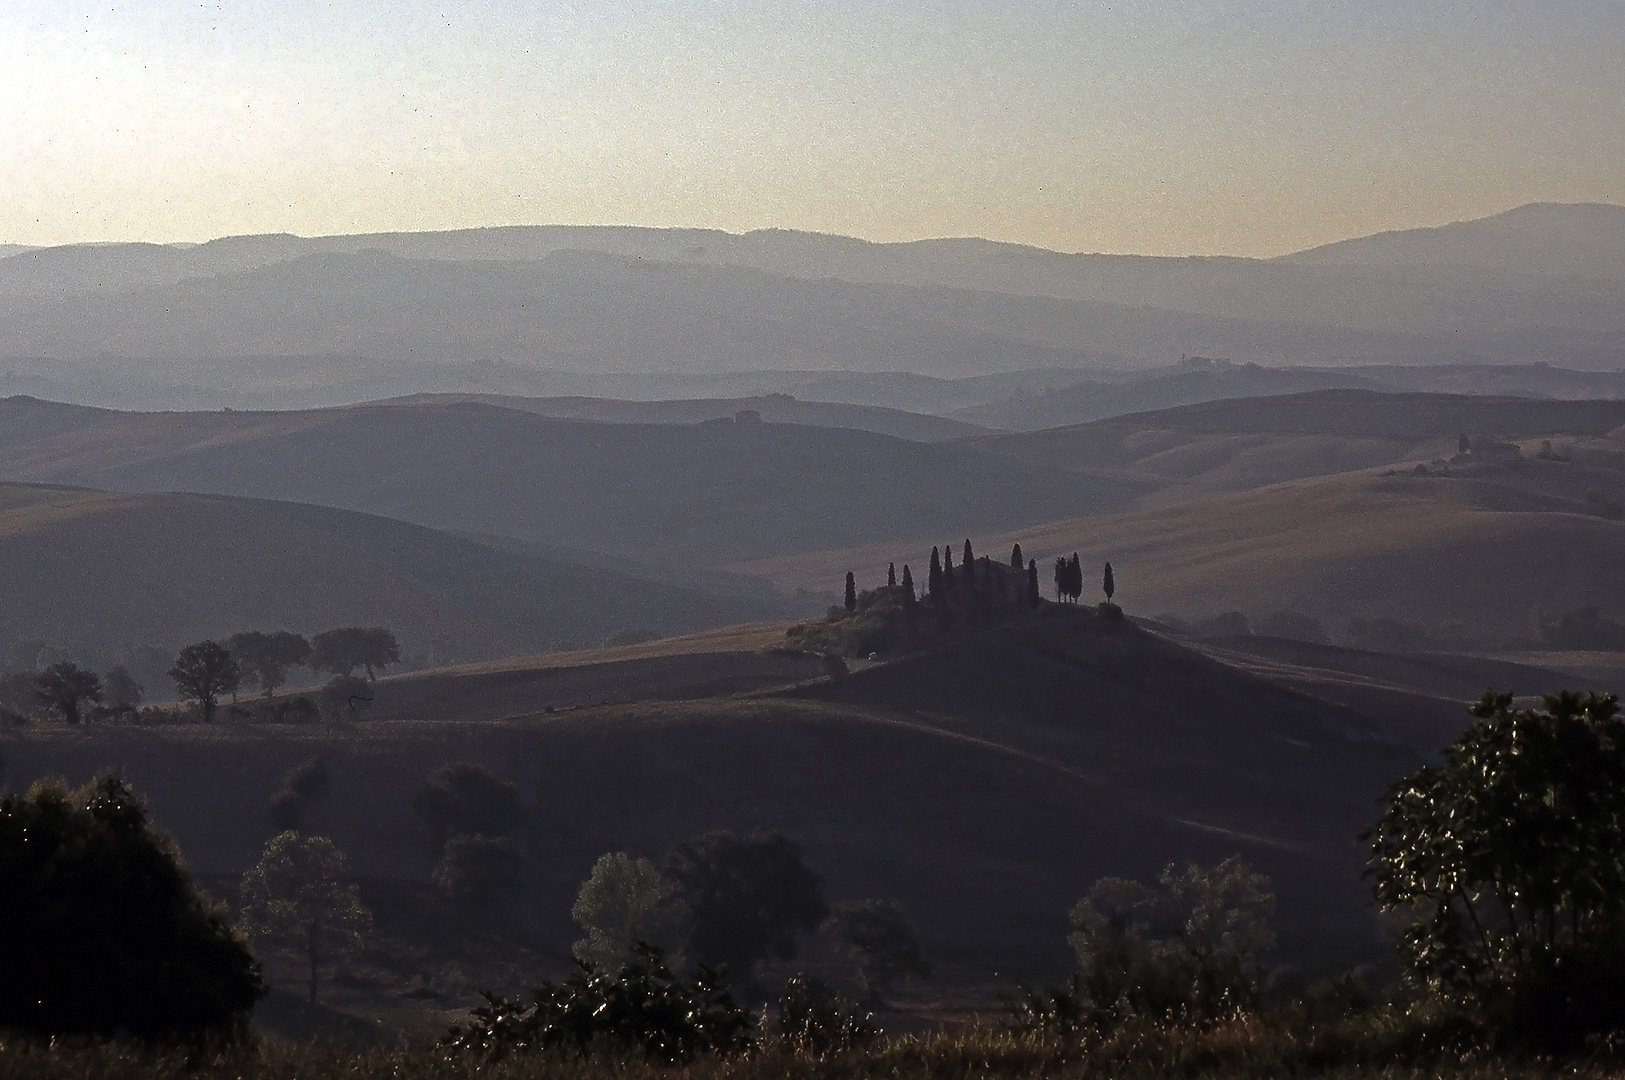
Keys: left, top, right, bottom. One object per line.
{"left": 664, "top": 830, "right": 828, "bottom": 985}
{"left": 310, "top": 626, "right": 400, "bottom": 681}
{"left": 169, "top": 640, "right": 240, "bottom": 723}
{"left": 103, "top": 665, "right": 144, "bottom": 710}
{"left": 228, "top": 631, "right": 311, "bottom": 698}
{"left": 412, "top": 762, "right": 525, "bottom": 847}
{"left": 1102, "top": 562, "right": 1115, "bottom": 601}
{"left": 572, "top": 852, "right": 693, "bottom": 968}
{"left": 240, "top": 831, "right": 373, "bottom": 1006}
{"left": 435, "top": 835, "right": 523, "bottom": 918}
{"left": 928, "top": 547, "right": 943, "bottom": 601}
{"left": 1068, "top": 856, "right": 1275, "bottom": 1023}
{"left": 269, "top": 759, "right": 331, "bottom": 834}
{"left": 35, "top": 661, "right": 101, "bottom": 724}
{"left": 844, "top": 572, "right": 857, "bottom": 613}
{"left": 824, "top": 899, "right": 932, "bottom": 1001}
{"left": 0, "top": 775, "right": 262, "bottom": 1039}
{"left": 1364, "top": 690, "right": 1625, "bottom": 1044}
{"left": 1011, "top": 542, "right": 1024, "bottom": 569}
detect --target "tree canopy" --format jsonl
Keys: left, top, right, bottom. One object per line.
{"left": 310, "top": 627, "right": 400, "bottom": 680}
{"left": 228, "top": 631, "right": 311, "bottom": 698}
{"left": 0, "top": 775, "right": 262, "bottom": 1039}
{"left": 412, "top": 762, "right": 525, "bottom": 847}
{"left": 34, "top": 661, "right": 101, "bottom": 724}
{"left": 169, "top": 641, "right": 240, "bottom": 723}
{"left": 240, "top": 831, "right": 372, "bottom": 1006}
{"left": 572, "top": 852, "right": 693, "bottom": 968}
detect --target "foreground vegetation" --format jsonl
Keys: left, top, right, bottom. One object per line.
{"left": 6, "top": 1014, "right": 1625, "bottom": 1080}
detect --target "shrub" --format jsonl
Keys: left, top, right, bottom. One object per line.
{"left": 435, "top": 834, "right": 523, "bottom": 917}
{"left": 441, "top": 944, "right": 752, "bottom": 1062}
{"left": 824, "top": 899, "right": 931, "bottom": 1001}
{"left": 0, "top": 775, "right": 262, "bottom": 1040}
{"left": 412, "top": 763, "right": 525, "bottom": 847}
{"left": 775, "top": 974, "right": 877, "bottom": 1055}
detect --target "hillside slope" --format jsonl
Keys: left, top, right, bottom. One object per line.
{"left": 0, "top": 483, "right": 786, "bottom": 669}
{"left": 0, "top": 396, "right": 1141, "bottom": 565}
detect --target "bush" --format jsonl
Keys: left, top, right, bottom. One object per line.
{"left": 435, "top": 834, "right": 523, "bottom": 917}
{"left": 0, "top": 775, "right": 262, "bottom": 1040}
{"left": 442, "top": 944, "right": 752, "bottom": 1062}
{"left": 412, "top": 763, "right": 525, "bottom": 847}
{"left": 775, "top": 974, "right": 878, "bottom": 1055}
{"left": 824, "top": 899, "right": 931, "bottom": 1001}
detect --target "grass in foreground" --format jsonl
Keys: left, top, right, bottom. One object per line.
{"left": 5, "top": 1013, "right": 1625, "bottom": 1080}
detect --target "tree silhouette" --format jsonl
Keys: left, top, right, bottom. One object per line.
{"left": 0, "top": 775, "right": 263, "bottom": 1039}
{"left": 103, "top": 665, "right": 144, "bottom": 710}
{"left": 1067, "top": 554, "right": 1084, "bottom": 603}
{"left": 844, "top": 572, "right": 857, "bottom": 613}
{"left": 412, "top": 762, "right": 525, "bottom": 848}
{"left": 1027, "top": 559, "right": 1040, "bottom": 607}
{"left": 901, "top": 565, "right": 916, "bottom": 608}
{"left": 310, "top": 627, "right": 400, "bottom": 681}
{"left": 824, "top": 900, "right": 932, "bottom": 1003}
{"left": 1010, "top": 543, "right": 1024, "bottom": 569}
{"left": 1103, "top": 562, "right": 1116, "bottom": 602}
{"left": 228, "top": 631, "right": 311, "bottom": 699}
{"left": 240, "top": 832, "right": 371, "bottom": 1006}
{"left": 962, "top": 539, "right": 974, "bottom": 570}
{"left": 35, "top": 662, "right": 101, "bottom": 725}
{"left": 170, "top": 641, "right": 240, "bottom": 723}
{"left": 942, "top": 547, "right": 955, "bottom": 588}
{"left": 928, "top": 548, "right": 943, "bottom": 601}
{"left": 887, "top": 563, "right": 896, "bottom": 588}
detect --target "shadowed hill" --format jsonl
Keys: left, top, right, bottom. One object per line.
{"left": 0, "top": 483, "right": 788, "bottom": 666}
{"left": 0, "top": 396, "right": 1142, "bottom": 565}
{"left": 0, "top": 605, "right": 1421, "bottom": 988}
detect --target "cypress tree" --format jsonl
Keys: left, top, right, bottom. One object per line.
{"left": 1053, "top": 557, "right": 1068, "bottom": 602}
{"left": 887, "top": 562, "right": 897, "bottom": 588}
{"left": 901, "top": 564, "right": 915, "bottom": 607}
{"left": 1103, "top": 562, "right": 1115, "bottom": 601}
{"left": 928, "top": 547, "right": 943, "bottom": 601}
{"left": 943, "top": 547, "right": 956, "bottom": 587}
{"left": 1010, "top": 543, "right": 1024, "bottom": 569}
{"left": 1027, "top": 559, "right": 1040, "bottom": 607}
{"left": 963, "top": 539, "right": 974, "bottom": 570}
{"left": 1067, "top": 553, "right": 1083, "bottom": 603}
{"left": 844, "top": 572, "right": 857, "bottom": 613}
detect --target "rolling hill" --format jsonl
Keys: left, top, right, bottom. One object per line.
{"left": 0, "top": 482, "right": 789, "bottom": 675}
{"left": 0, "top": 396, "right": 1142, "bottom": 566}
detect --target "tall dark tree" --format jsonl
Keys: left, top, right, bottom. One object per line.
{"left": 228, "top": 631, "right": 312, "bottom": 699}
{"left": 1067, "top": 553, "right": 1084, "bottom": 603}
{"left": 962, "top": 539, "right": 974, "bottom": 569}
{"left": 1103, "top": 562, "right": 1116, "bottom": 602}
{"left": 664, "top": 830, "right": 828, "bottom": 985}
{"left": 35, "top": 662, "right": 102, "bottom": 725}
{"left": 844, "top": 572, "right": 857, "bottom": 613}
{"left": 1027, "top": 559, "right": 1040, "bottom": 607}
{"left": 942, "top": 547, "right": 955, "bottom": 588}
{"left": 0, "top": 775, "right": 263, "bottom": 1039}
{"left": 887, "top": 563, "right": 896, "bottom": 588}
{"left": 1053, "top": 557, "right": 1069, "bottom": 602}
{"left": 170, "top": 641, "right": 241, "bottom": 723}
{"left": 927, "top": 548, "right": 943, "bottom": 601}
{"left": 901, "top": 565, "right": 916, "bottom": 608}
{"left": 310, "top": 627, "right": 400, "bottom": 681}
{"left": 1010, "top": 543, "right": 1024, "bottom": 570}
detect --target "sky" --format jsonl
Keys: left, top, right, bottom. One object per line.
{"left": 2, "top": 1, "right": 1622, "bottom": 257}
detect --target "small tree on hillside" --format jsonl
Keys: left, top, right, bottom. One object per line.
{"left": 1010, "top": 543, "right": 1024, "bottom": 569}
{"left": 35, "top": 662, "right": 101, "bottom": 725}
{"left": 928, "top": 548, "right": 943, "bottom": 601}
{"left": 844, "top": 572, "right": 857, "bottom": 613}
{"left": 962, "top": 539, "right": 974, "bottom": 569}
{"left": 239, "top": 831, "right": 372, "bottom": 1006}
{"left": 942, "top": 548, "right": 955, "bottom": 587}
{"left": 228, "top": 631, "right": 311, "bottom": 698}
{"left": 1103, "top": 562, "right": 1116, "bottom": 602}
{"left": 310, "top": 627, "right": 400, "bottom": 681}
{"left": 1027, "top": 559, "right": 1040, "bottom": 608}
{"left": 170, "top": 641, "right": 240, "bottom": 723}
{"left": 664, "top": 830, "right": 828, "bottom": 988}
{"left": 435, "top": 834, "right": 523, "bottom": 918}
{"left": 1054, "top": 557, "right": 1069, "bottom": 602}
{"left": 412, "top": 762, "right": 525, "bottom": 847}
{"left": 887, "top": 563, "right": 896, "bottom": 588}
{"left": 824, "top": 899, "right": 932, "bottom": 1003}
{"left": 103, "top": 665, "right": 144, "bottom": 710}
{"left": 901, "top": 565, "right": 916, "bottom": 609}
{"left": 572, "top": 852, "right": 694, "bottom": 968}
{"left": 1067, "top": 554, "right": 1084, "bottom": 603}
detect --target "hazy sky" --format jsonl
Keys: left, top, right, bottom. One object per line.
{"left": 3, "top": 1, "right": 1622, "bottom": 256}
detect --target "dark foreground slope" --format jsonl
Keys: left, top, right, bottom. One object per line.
{"left": 0, "top": 606, "right": 1416, "bottom": 1016}
{"left": 0, "top": 483, "right": 785, "bottom": 666}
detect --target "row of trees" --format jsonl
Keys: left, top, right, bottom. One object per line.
{"left": 12, "top": 627, "right": 401, "bottom": 725}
